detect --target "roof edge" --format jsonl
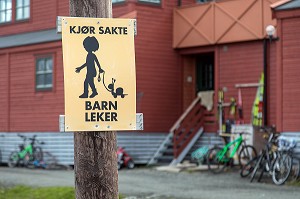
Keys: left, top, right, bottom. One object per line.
{"left": 271, "top": 0, "right": 292, "bottom": 9}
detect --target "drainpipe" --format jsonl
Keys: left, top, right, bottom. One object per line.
{"left": 263, "top": 39, "right": 268, "bottom": 126}
{"left": 264, "top": 25, "right": 276, "bottom": 126}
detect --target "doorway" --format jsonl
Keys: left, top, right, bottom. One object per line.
{"left": 196, "top": 53, "right": 214, "bottom": 94}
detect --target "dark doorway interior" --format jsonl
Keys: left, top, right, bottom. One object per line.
{"left": 196, "top": 53, "right": 214, "bottom": 93}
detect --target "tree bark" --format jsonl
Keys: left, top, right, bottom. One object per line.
{"left": 69, "top": 1, "right": 118, "bottom": 199}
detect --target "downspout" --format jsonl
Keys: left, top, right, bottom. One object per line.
{"left": 263, "top": 39, "right": 268, "bottom": 126}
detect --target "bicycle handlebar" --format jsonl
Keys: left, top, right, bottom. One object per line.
{"left": 17, "top": 134, "right": 44, "bottom": 145}
{"left": 259, "top": 125, "right": 276, "bottom": 134}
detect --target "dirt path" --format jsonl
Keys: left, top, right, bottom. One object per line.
{"left": 0, "top": 166, "right": 299, "bottom": 199}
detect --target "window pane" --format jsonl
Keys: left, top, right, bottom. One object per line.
{"left": 16, "top": 0, "right": 23, "bottom": 7}
{"left": 6, "top": 0, "right": 11, "bottom": 9}
{"left": 112, "top": 0, "right": 125, "bottom": 3}
{"left": 36, "top": 57, "right": 53, "bottom": 89}
{"left": 45, "top": 74, "right": 52, "bottom": 85}
{"left": 0, "top": 11, "right": 5, "bottom": 22}
{"left": 0, "top": 1, "right": 5, "bottom": 11}
{"left": 45, "top": 58, "right": 53, "bottom": 71}
{"left": 139, "top": 0, "right": 160, "bottom": 3}
{"left": 36, "top": 74, "right": 45, "bottom": 86}
{"left": 37, "top": 59, "right": 45, "bottom": 71}
{"left": 16, "top": 8, "right": 23, "bottom": 20}
{"left": 6, "top": 9, "right": 11, "bottom": 21}
{"left": 23, "top": 6, "right": 29, "bottom": 19}
{"left": 24, "top": 0, "right": 30, "bottom": 6}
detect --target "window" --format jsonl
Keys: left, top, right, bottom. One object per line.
{"left": 197, "top": 0, "right": 215, "bottom": 3}
{"left": 0, "top": 0, "right": 12, "bottom": 24}
{"left": 112, "top": 0, "right": 125, "bottom": 3}
{"left": 196, "top": 53, "right": 214, "bottom": 92}
{"left": 138, "top": 0, "right": 161, "bottom": 4}
{"left": 16, "top": 0, "right": 30, "bottom": 21}
{"left": 36, "top": 57, "right": 53, "bottom": 90}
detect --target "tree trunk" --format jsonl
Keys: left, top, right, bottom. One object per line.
{"left": 69, "top": 1, "right": 118, "bottom": 199}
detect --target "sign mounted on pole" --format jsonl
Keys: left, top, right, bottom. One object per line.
{"left": 61, "top": 17, "right": 136, "bottom": 131}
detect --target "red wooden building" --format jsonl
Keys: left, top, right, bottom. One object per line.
{"left": 0, "top": 0, "right": 300, "bottom": 164}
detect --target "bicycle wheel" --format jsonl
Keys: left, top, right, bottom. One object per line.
{"left": 8, "top": 151, "right": 19, "bottom": 168}
{"left": 238, "top": 145, "right": 257, "bottom": 168}
{"left": 272, "top": 152, "right": 292, "bottom": 185}
{"left": 207, "top": 146, "right": 227, "bottom": 174}
{"left": 250, "top": 154, "right": 264, "bottom": 182}
{"left": 240, "top": 156, "right": 258, "bottom": 178}
{"left": 33, "top": 147, "right": 43, "bottom": 161}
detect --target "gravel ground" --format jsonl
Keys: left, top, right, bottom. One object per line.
{"left": 0, "top": 166, "right": 299, "bottom": 199}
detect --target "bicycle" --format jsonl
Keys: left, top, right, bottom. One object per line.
{"left": 207, "top": 133, "right": 257, "bottom": 174}
{"left": 8, "top": 134, "right": 44, "bottom": 168}
{"left": 247, "top": 126, "right": 294, "bottom": 185}
{"left": 240, "top": 126, "right": 278, "bottom": 178}
{"left": 272, "top": 136, "right": 297, "bottom": 185}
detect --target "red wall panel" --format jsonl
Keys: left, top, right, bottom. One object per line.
{"left": 8, "top": 43, "right": 64, "bottom": 132}
{"left": 219, "top": 41, "right": 264, "bottom": 124}
{"left": 281, "top": 18, "right": 300, "bottom": 132}
{"left": 0, "top": 54, "right": 9, "bottom": 131}
{"left": 1, "top": 1, "right": 183, "bottom": 133}
{"left": 182, "top": 56, "right": 195, "bottom": 110}
{"left": 134, "top": 2, "right": 182, "bottom": 132}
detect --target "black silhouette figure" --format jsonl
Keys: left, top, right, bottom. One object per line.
{"left": 108, "top": 78, "right": 127, "bottom": 98}
{"left": 76, "top": 36, "right": 104, "bottom": 98}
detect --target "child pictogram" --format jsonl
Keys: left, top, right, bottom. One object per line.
{"left": 76, "top": 36, "right": 104, "bottom": 98}
{"left": 76, "top": 36, "right": 127, "bottom": 99}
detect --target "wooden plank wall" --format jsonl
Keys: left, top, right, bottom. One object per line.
{"left": 282, "top": 17, "right": 300, "bottom": 132}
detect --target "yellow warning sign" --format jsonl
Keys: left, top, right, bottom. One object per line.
{"left": 62, "top": 17, "right": 136, "bottom": 131}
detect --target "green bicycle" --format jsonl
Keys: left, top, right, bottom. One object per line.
{"left": 8, "top": 134, "right": 44, "bottom": 168}
{"left": 207, "top": 133, "right": 257, "bottom": 174}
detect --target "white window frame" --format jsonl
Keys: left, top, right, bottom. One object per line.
{"left": 0, "top": 0, "right": 12, "bottom": 24}
{"left": 36, "top": 56, "right": 53, "bottom": 90}
{"left": 15, "top": 0, "right": 30, "bottom": 21}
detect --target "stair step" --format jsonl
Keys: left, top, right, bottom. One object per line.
{"left": 160, "top": 148, "right": 173, "bottom": 154}
{"left": 156, "top": 156, "right": 173, "bottom": 161}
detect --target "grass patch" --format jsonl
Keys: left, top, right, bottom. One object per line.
{"left": 287, "top": 180, "right": 300, "bottom": 187}
{"left": 0, "top": 185, "right": 125, "bottom": 199}
{"left": 0, "top": 186, "right": 74, "bottom": 199}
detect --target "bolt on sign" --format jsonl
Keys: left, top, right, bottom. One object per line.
{"left": 61, "top": 17, "right": 136, "bottom": 131}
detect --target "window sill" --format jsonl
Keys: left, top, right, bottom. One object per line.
{"left": 137, "top": 1, "right": 162, "bottom": 7}
{"left": 0, "top": 21, "right": 13, "bottom": 27}
{"left": 36, "top": 87, "right": 53, "bottom": 92}
{"left": 15, "top": 18, "right": 30, "bottom": 24}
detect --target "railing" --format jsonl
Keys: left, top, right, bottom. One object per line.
{"left": 172, "top": 95, "right": 206, "bottom": 158}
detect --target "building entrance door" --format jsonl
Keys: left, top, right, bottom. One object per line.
{"left": 196, "top": 53, "right": 214, "bottom": 94}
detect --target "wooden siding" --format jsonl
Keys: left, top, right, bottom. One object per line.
{"left": 0, "top": 54, "right": 9, "bottom": 131}
{"left": 219, "top": 41, "right": 263, "bottom": 124}
{"left": 173, "top": 0, "right": 278, "bottom": 48}
{"left": 2, "top": 42, "right": 64, "bottom": 132}
{"left": 182, "top": 40, "right": 277, "bottom": 130}
{"left": 183, "top": 56, "right": 196, "bottom": 110}
{"left": 0, "top": 0, "right": 66, "bottom": 37}
{"left": 128, "top": 2, "right": 182, "bottom": 132}
{"left": 0, "top": 1, "right": 183, "bottom": 133}
{"left": 281, "top": 17, "right": 300, "bottom": 132}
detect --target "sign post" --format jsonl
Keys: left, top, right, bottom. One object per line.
{"left": 65, "top": 0, "right": 137, "bottom": 198}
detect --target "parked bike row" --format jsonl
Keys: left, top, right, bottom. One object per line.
{"left": 192, "top": 126, "right": 299, "bottom": 185}
{"left": 5, "top": 134, "right": 71, "bottom": 170}
{"left": 2, "top": 134, "right": 134, "bottom": 170}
